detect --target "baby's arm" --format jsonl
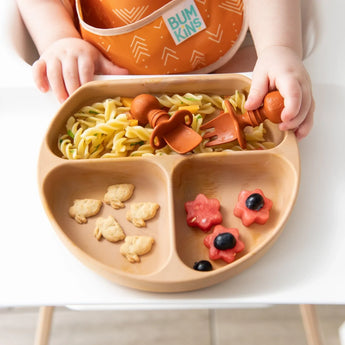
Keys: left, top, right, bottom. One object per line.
{"left": 245, "top": 0, "right": 314, "bottom": 139}
{"left": 16, "top": 0, "right": 128, "bottom": 102}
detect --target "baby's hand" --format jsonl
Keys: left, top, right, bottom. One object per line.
{"left": 245, "top": 46, "right": 314, "bottom": 139}
{"left": 33, "top": 37, "right": 129, "bottom": 103}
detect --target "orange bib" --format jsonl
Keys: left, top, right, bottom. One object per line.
{"left": 72, "top": 0, "right": 247, "bottom": 74}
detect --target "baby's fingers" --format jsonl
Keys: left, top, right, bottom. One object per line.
{"left": 78, "top": 55, "right": 95, "bottom": 85}
{"left": 46, "top": 58, "right": 69, "bottom": 103}
{"left": 245, "top": 66, "right": 269, "bottom": 110}
{"left": 32, "top": 59, "right": 49, "bottom": 93}
{"left": 277, "top": 78, "right": 302, "bottom": 124}
{"left": 96, "top": 54, "right": 129, "bottom": 76}
{"left": 279, "top": 81, "right": 312, "bottom": 132}
{"left": 294, "top": 99, "right": 315, "bottom": 140}
{"left": 62, "top": 56, "right": 81, "bottom": 97}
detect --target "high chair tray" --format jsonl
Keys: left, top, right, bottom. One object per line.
{"left": 37, "top": 74, "right": 300, "bottom": 292}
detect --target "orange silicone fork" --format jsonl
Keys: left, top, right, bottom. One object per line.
{"left": 200, "top": 91, "right": 284, "bottom": 149}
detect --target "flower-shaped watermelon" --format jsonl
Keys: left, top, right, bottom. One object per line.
{"left": 234, "top": 189, "right": 273, "bottom": 226}
{"left": 185, "top": 193, "right": 222, "bottom": 232}
{"left": 204, "top": 225, "right": 245, "bottom": 263}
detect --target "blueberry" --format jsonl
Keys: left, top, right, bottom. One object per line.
{"left": 214, "top": 233, "right": 236, "bottom": 250}
{"left": 193, "top": 260, "right": 213, "bottom": 271}
{"left": 245, "top": 193, "right": 264, "bottom": 211}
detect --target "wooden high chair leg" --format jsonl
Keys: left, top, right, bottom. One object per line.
{"left": 34, "top": 306, "right": 54, "bottom": 345}
{"left": 299, "top": 304, "right": 323, "bottom": 345}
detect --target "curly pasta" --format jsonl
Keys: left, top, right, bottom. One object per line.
{"left": 58, "top": 91, "right": 275, "bottom": 159}
{"left": 229, "top": 90, "right": 247, "bottom": 114}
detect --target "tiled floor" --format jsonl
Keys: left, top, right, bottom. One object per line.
{"left": 0, "top": 305, "right": 344, "bottom": 345}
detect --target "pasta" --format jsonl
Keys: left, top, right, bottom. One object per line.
{"left": 58, "top": 92, "right": 275, "bottom": 159}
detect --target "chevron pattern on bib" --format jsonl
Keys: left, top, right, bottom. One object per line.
{"left": 218, "top": 0, "right": 243, "bottom": 15}
{"left": 130, "top": 35, "right": 150, "bottom": 63}
{"left": 161, "top": 47, "right": 179, "bottom": 66}
{"left": 190, "top": 50, "right": 206, "bottom": 68}
{"left": 113, "top": 6, "right": 149, "bottom": 25}
{"left": 206, "top": 24, "right": 224, "bottom": 43}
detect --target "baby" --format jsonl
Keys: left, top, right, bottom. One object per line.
{"left": 16, "top": 0, "right": 314, "bottom": 139}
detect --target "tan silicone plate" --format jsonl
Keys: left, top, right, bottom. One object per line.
{"left": 38, "top": 74, "right": 300, "bottom": 292}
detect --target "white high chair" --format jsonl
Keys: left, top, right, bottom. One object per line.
{"left": 33, "top": 305, "right": 324, "bottom": 345}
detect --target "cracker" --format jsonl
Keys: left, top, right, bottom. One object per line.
{"left": 104, "top": 184, "right": 135, "bottom": 209}
{"left": 126, "top": 202, "right": 160, "bottom": 227}
{"left": 69, "top": 199, "right": 102, "bottom": 224}
{"left": 94, "top": 216, "right": 125, "bottom": 242}
{"left": 120, "top": 236, "right": 154, "bottom": 263}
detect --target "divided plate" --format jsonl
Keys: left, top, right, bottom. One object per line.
{"left": 38, "top": 74, "right": 300, "bottom": 292}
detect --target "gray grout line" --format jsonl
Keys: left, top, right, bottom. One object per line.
{"left": 209, "top": 309, "right": 218, "bottom": 345}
